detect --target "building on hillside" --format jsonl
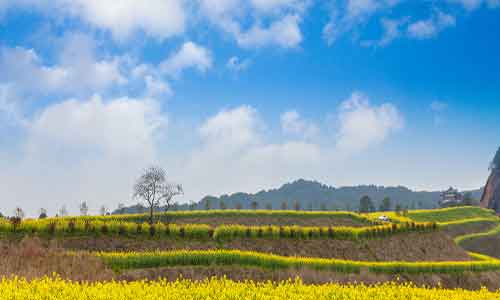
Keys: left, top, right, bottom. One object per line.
{"left": 439, "top": 187, "right": 463, "bottom": 207}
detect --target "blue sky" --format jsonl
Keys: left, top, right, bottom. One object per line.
{"left": 0, "top": 0, "right": 499, "bottom": 215}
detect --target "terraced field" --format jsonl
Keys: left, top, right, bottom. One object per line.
{"left": 2, "top": 206, "right": 500, "bottom": 298}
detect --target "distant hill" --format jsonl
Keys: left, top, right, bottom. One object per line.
{"left": 113, "top": 179, "right": 483, "bottom": 214}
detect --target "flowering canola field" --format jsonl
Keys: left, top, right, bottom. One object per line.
{"left": 1, "top": 277, "right": 499, "bottom": 300}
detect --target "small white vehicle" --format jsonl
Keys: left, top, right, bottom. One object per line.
{"left": 377, "top": 215, "right": 390, "bottom": 222}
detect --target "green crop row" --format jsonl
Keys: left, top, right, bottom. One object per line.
{"left": 212, "top": 222, "right": 437, "bottom": 241}
{"left": 47, "top": 209, "right": 375, "bottom": 224}
{"left": 96, "top": 250, "right": 363, "bottom": 273}
{"left": 407, "top": 206, "right": 496, "bottom": 223}
{"left": 0, "top": 219, "right": 436, "bottom": 240}
{"left": 438, "top": 217, "right": 499, "bottom": 228}
{"left": 0, "top": 219, "right": 213, "bottom": 239}
{"left": 96, "top": 249, "right": 500, "bottom": 275}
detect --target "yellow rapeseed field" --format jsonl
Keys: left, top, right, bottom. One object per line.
{"left": 1, "top": 276, "right": 499, "bottom": 300}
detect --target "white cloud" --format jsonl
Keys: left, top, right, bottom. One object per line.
{"left": 0, "top": 36, "right": 211, "bottom": 102}
{"left": 28, "top": 95, "right": 165, "bottom": 159}
{"left": 0, "top": 91, "right": 405, "bottom": 215}
{"left": 336, "top": 92, "right": 403, "bottom": 153}
{"left": 323, "top": 0, "right": 401, "bottom": 46}
{"left": 250, "top": 0, "right": 309, "bottom": 14}
{"left": 1, "top": 0, "right": 186, "bottom": 41}
{"left": 407, "top": 20, "right": 437, "bottom": 39}
{"left": 160, "top": 42, "right": 213, "bottom": 77}
{"left": 226, "top": 56, "right": 251, "bottom": 72}
{"left": 180, "top": 95, "right": 403, "bottom": 205}
{"left": 199, "top": 0, "right": 307, "bottom": 48}
{"left": 0, "top": 84, "right": 25, "bottom": 126}
{"left": 145, "top": 75, "right": 172, "bottom": 97}
{"left": 377, "top": 17, "right": 407, "bottom": 46}
{"left": 236, "top": 15, "right": 303, "bottom": 48}
{"left": 322, "top": 21, "right": 339, "bottom": 46}
{"left": 407, "top": 11, "right": 456, "bottom": 39}
{"left": 0, "top": 33, "right": 125, "bottom": 96}
{"left": 0, "top": 94, "right": 166, "bottom": 216}
{"left": 448, "top": 0, "right": 499, "bottom": 10}
{"left": 280, "top": 110, "right": 319, "bottom": 139}
{"left": 181, "top": 105, "right": 323, "bottom": 202}
{"left": 199, "top": 105, "right": 261, "bottom": 151}
{"left": 346, "top": 0, "right": 380, "bottom": 20}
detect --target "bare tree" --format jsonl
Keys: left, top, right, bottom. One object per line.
{"left": 80, "top": 201, "right": 89, "bottom": 216}
{"left": 134, "top": 166, "right": 181, "bottom": 224}
{"left": 99, "top": 205, "right": 108, "bottom": 216}
{"left": 160, "top": 182, "right": 183, "bottom": 214}
{"left": 14, "top": 207, "right": 25, "bottom": 219}
{"left": 38, "top": 208, "right": 48, "bottom": 219}
{"left": 58, "top": 205, "right": 68, "bottom": 217}
{"left": 117, "top": 203, "right": 126, "bottom": 214}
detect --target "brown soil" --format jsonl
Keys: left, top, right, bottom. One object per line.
{"left": 442, "top": 221, "right": 498, "bottom": 238}
{"left": 0, "top": 237, "right": 113, "bottom": 281}
{"left": 118, "top": 266, "right": 500, "bottom": 291}
{"left": 222, "top": 232, "right": 471, "bottom": 261}
{"left": 460, "top": 235, "right": 500, "bottom": 259}
{"left": 165, "top": 216, "right": 369, "bottom": 227}
{"left": 52, "top": 231, "right": 470, "bottom": 262}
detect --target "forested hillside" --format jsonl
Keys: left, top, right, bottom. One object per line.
{"left": 114, "top": 179, "right": 483, "bottom": 214}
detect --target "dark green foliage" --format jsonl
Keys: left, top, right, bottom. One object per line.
{"left": 251, "top": 201, "right": 259, "bottom": 210}
{"left": 204, "top": 199, "right": 212, "bottom": 210}
{"left": 219, "top": 201, "right": 226, "bottom": 210}
{"left": 359, "top": 196, "right": 374, "bottom": 213}
{"left": 380, "top": 197, "right": 391, "bottom": 211}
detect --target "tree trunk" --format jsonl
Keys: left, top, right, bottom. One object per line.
{"left": 149, "top": 205, "right": 154, "bottom": 225}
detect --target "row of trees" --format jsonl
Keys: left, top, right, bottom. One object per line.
{"left": 359, "top": 196, "right": 398, "bottom": 213}
{"left": 0, "top": 203, "right": 112, "bottom": 221}
{"left": 200, "top": 200, "right": 351, "bottom": 211}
